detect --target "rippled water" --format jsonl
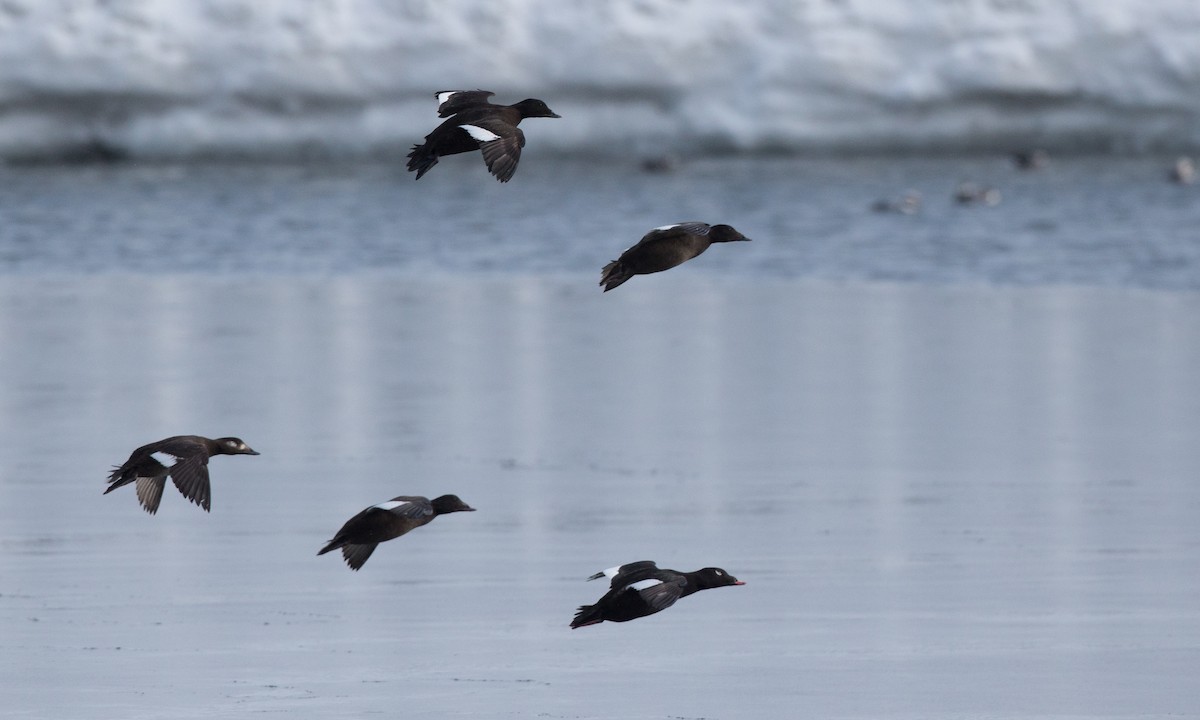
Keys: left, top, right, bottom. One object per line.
{"left": 1, "top": 158, "right": 1199, "bottom": 719}
{"left": 1, "top": 155, "right": 1198, "bottom": 288}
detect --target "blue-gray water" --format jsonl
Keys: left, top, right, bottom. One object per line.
{"left": 2, "top": 156, "right": 1199, "bottom": 288}
{"left": 1, "top": 157, "right": 1199, "bottom": 719}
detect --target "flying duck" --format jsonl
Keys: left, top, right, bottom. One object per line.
{"left": 599, "top": 222, "right": 750, "bottom": 292}
{"left": 571, "top": 560, "right": 744, "bottom": 628}
{"left": 104, "top": 435, "right": 259, "bottom": 514}
{"left": 406, "top": 90, "right": 560, "bottom": 182}
{"left": 318, "top": 494, "right": 476, "bottom": 570}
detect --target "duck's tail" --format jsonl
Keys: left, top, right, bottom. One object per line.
{"left": 103, "top": 466, "right": 134, "bottom": 493}
{"left": 570, "top": 604, "right": 604, "bottom": 629}
{"left": 406, "top": 144, "right": 438, "bottom": 180}
{"left": 599, "top": 261, "right": 632, "bottom": 292}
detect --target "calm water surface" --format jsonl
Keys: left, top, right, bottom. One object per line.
{"left": 1, "top": 155, "right": 1198, "bottom": 287}
{"left": 1, "top": 158, "right": 1198, "bottom": 719}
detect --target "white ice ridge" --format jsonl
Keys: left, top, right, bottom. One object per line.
{"left": 1, "top": 0, "right": 1199, "bottom": 160}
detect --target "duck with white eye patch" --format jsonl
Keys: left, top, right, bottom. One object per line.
{"left": 104, "top": 435, "right": 259, "bottom": 514}
{"left": 571, "top": 560, "right": 745, "bottom": 628}
{"left": 317, "top": 494, "right": 476, "bottom": 571}
{"left": 599, "top": 222, "right": 751, "bottom": 292}
{"left": 406, "top": 90, "right": 561, "bottom": 183}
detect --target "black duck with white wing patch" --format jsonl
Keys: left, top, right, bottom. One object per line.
{"left": 318, "top": 494, "right": 475, "bottom": 570}
{"left": 571, "top": 560, "right": 744, "bottom": 628}
{"left": 406, "top": 90, "right": 560, "bottom": 183}
{"left": 600, "top": 222, "right": 750, "bottom": 291}
{"left": 104, "top": 435, "right": 259, "bottom": 514}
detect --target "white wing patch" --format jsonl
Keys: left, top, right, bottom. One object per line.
{"left": 460, "top": 124, "right": 501, "bottom": 143}
{"left": 150, "top": 451, "right": 179, "bottom": 467}
{"left": 628, "top": 578, "right": 663, "bottom": 591}
{"left": 653, "top": 222, "right": 710, "bottom": 235}
{"left": 373, "top": 500, "right": 411, "bottom": 512}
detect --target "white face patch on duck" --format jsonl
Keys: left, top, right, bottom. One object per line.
{"left": 436, "top": 91, "right": 458, "bottom": 106}
{"left": 628, "top": 578, "right": 663, "bottom": 591}
{"left": 460, "top": 124, "right": 501, "bottom": 143}
{"left": 600, "top": 565, "right": 623, "bottom": 578}
{"left": 372, "top": 500, "right": 410, "bottom": 512}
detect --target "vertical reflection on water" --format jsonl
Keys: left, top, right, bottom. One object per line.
{"left": 1, "top": 277, "right": 1199, "bottom": 718}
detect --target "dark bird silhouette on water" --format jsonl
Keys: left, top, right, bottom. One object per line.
{"left": 1011, "top": 149, "right": 1049, "bottom": 170}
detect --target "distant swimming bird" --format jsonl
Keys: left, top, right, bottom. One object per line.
{"left": 870, "top": 189, "right": 922, "bottom": 215}
{"left": 1011, "top": 149, "right": 1049, "bottom": 170}
{"left": 318, "top": 494, "right": 475, "bottom": 570}
{"left": 599, "top": 222, "right": 750, "bottom": 292}
{"left": 1169, "top": 156, "right": 1195, "bottom": 185}
{"left": 954, "top": 181, "right": 1002, "bottom": 206}
{"left": 104, "top": 435, "right": 259, "bottom": 514}
{"left": 571, "top": 560, "right": 744, "bottom": 628}
{"left": 639, "top": 154, "right": 680, "bottom": 173}
{"left": 406, "top": 90, "right": 561, "bottom": 183}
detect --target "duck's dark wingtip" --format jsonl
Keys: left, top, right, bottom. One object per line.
{"left": 570, "top": 618, "right": 602, "bottom": 629}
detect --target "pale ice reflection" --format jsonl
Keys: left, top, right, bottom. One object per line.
{"left": 1, "top": 276, "right": 1198, "bottom": 718}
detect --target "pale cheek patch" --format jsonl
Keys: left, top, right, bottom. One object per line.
{"left": 373, "top": 500, "right": 410, "bottom": 512}
{"left": 460, "top": 124, "right": 501, "bottom": 143}
{"left": 628, "top": 579, "right": 663, "bottom": 591}
{"left": 601, "top": 565, "right": 622, "bottom": 579}
{"left": 150, "top": 452, "right": 179, "bottom": 467}
{"left": 437, "top": 91, "right": 458, "bottom": 105}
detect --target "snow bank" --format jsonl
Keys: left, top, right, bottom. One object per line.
{"left": 1, "top": 0, "right": 1199, "bottom": 160}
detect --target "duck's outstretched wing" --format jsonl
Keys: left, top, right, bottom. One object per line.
{"left": 435, "top": 89, "right": 494, "bottom": 117}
